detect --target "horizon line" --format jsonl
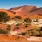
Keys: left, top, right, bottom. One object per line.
{"left": 0, "top": 5, "right": 42, "bottom": 9}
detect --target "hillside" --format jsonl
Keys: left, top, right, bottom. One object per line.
{"left": 0, "top": 5, "right": 42, "bottom": 42}
{"left": 8, "top": 5, "right": 36, "bottom": 16}
{"left": 0, "top": 9, "right": 14, "bottom": 18}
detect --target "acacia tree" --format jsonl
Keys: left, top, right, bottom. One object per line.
{"left": 0, "top": 12, "right": 10, "bottom": 23}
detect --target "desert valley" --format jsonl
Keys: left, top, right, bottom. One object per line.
{"left": 0, "top": 5, "right": 42, "bottom": 42}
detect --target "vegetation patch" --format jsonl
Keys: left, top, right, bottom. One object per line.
{"left": 0, "top": 28, "right": 8, "bottom": 34}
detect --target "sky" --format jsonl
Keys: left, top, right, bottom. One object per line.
{"left": 0, "top": 0, "right": 42, "bottom": 9}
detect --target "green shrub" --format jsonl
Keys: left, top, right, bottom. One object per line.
{"left": 24, "top": 18, "right": 31, "bottom": 23}
{"left": 0, "top": 28, "right": 7, "bottom": 34}
{"left": 0, "top": 12, "right": 10, "bottom": 23}
{"left": 6, "top": 25, "right": 11, "bottom": 31}
{"left": 14, "top": 16, "right": 22, "bottom": 21}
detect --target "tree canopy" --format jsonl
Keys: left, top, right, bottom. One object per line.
{"left": 0, "top": 12, "right": 10, "bottom": 23}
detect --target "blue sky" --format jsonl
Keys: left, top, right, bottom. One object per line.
{"left": 0, "top": 0, "right": 42, "bottom": 9}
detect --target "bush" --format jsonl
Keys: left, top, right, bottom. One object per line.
{"left": 0, "top": 28, "right": 7, "bottom": 34}
{"left": 14, "top": 16, "right": 22, "bottom": 21}
{"left": 26, "top": 27, "right": 42, "bottom": 36}
{"left": 32, "top": 30, "right": 40, "bottom": 36}
{"left": 20, "top": 27, "right": 42, "bottom": 37}
{"left": 7, "top": 25, "right": 11, "bottom": 31}
{"left": 24, "top": 18, "right": 31, "bottom": 23}
{"left": 21, "top": 32, "right": 26, "bottom": 35}
{"left": 27, "top": 30, "right": 33, "bottom": 36}
{"left": 0, "top": 12, "right": 10, "bottom": 23}
{"left": 15, "top": 23, "right": 21, "bottom": 26}
{"left": 40, "top": 27, "right": 42, "bottom": 31}
{"left": 40, "top": 31, "right": 42, "bottom": 36}
{"left": 34, "top": 27, "right": 41, "bottom": 31}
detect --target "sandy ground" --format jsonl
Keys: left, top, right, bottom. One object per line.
{"left": 0, "top": 34, "right": 42, "bottom": 42}
{"left": 0, "top": 34, "right": 28, "bottom": 42}
{"left": 26, "top": 36, "right": 42, "bottom": 41}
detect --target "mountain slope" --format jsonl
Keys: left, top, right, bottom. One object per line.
{"left": 8, "top": 5, "right": 36, "bottom": 16}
